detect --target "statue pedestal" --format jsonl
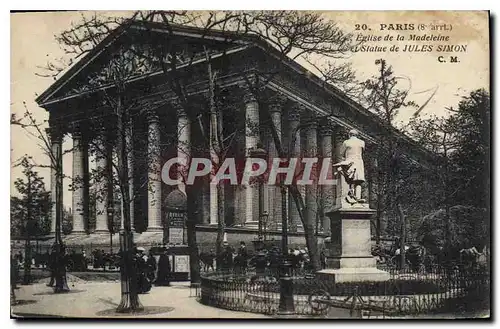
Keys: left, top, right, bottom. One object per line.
{"left": 319, "top": 204, "right": 389, "bottom": 283}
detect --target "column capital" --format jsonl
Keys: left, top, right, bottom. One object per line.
{"left": 333, "top": 125, "right": 349, "bottom": 140}
{"left": 268, "top": 93, "right": 287, "bottom": 113}
{"left": 303, "top": 112, "right": 318, "bottom": 130}
{"left": 146, "top": 108, "right": 160, "bottom": 124}
{"left": 319, "top": 121, "right": 334, "bottom": 136}
{"left": 171, "top": 99, "right": 187, "bottom": 117}
{"left": 242, "top": 86, "right": 257, "bottom": 104}
{"left": 288, "top": 103, "right": 303, "bottom": 122}
{"left": 71, "top": 124, "right": 83, "bottom": 138}
{"left": 46, "top": 127, "right": 62, "bottom": 142}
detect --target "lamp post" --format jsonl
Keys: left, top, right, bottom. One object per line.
{"left": 278, "top": 177, "right": 294, "bottom": 314}
{"left": 249, "top": 144, "right": 267, "bottom": 248}
{"left": 261, "top": 211, "right": 269, "bottom": 241}
{"left": 107, "top": 206, "right": 114, "bottom": 254}
{"left": 249, "top": 144, "right": 268, "bottom": 277}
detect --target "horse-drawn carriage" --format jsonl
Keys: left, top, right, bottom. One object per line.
{"left": 371, "top": 242, "right": 427, "bottom": 273}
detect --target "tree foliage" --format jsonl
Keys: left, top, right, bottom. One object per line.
{"left": 409, "top": 89, "right": 490, "bottom": 250}
{"left": 11, "top": 156, "right": 51, "bottom": 237}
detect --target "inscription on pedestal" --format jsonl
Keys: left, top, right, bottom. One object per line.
{"left": 342, "top": 219, "right": 371, "bottom": 257}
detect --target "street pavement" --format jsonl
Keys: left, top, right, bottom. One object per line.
{"left": 11, "top": 280, "right": 269, "bottom": 319}
{"left": 11, "top": 276, "right": 489, "bottom": 319}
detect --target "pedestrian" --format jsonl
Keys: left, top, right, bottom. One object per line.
{"left": 146, "top": 249, "right": 157, "bottom": 284}
{"left": 47, "top": 244, "right": 56, "bottom": 287}
{"left": 135, "top": 247, "right": 151, "bottom": 293}
{"left": 11, "top": 254, "right": 19, "bottom": 290}
{"left": 320, "top": 249, "right": 327, "bottom": 269}
{"left": 236, "top": 241, "right": 248, "bottom": 273}
{"left": 222, "top": 241, "right": 234, "bottom": 273}
{"left": 156, "top": 247, "right": 171, "bottom": 286}
{"left": 16, "top": 252, "right": 23, "bottom": 265}
{"left": 10, "top": 254, "right": 18, "bottom": 304}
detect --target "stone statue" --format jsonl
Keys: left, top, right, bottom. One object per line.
{"left": 332, "top": 129, "right": 366, "bottom": 205}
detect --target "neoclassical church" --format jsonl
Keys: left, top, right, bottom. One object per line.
{"left": 35, "top": 20, "right": 433, "bottom": 250}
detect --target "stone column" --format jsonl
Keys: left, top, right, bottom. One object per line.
{"left": 304, "top": 116, "right": 318, "bottom": 234}
{"left": 268, "top": 95, "right": 284, "bottom": 229}
{"left": 287, "top": 103, "right": 302, "bottom": 231}
{"left": 319, "top": 121, "right": 334, "bottom": 235}
{"left": 95, "top": 132, "right": 109, "bottom": 233}
{"left": 244, "top": 87, "right": 260, "bottom": 225}
{"left": 71, "top": 128, "right": 86, "bottom": 234}
{"left": 147, "top": 109, "right": 162, "bottom": 231}
{"left": 48, "top": 128, "right": 62, "bottom": 234}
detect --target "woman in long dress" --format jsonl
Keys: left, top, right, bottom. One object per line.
{"left": 156, "top": 249, "right": 171, "bottom": 286}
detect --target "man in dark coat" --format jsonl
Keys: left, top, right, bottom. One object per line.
{"left": 235, "top": 241, "right": 248, "bottom": 273}
{"left": 146, "top": 250, "right": 157, "bottom": 283}
{"left": 135, "top": 247, "right": 151, "bottom": 293}
{"left": 46, "top": 245, "right": 57, "bottom": 287}
{"left": 320, "top": 249, "right": 327, "bottom": 269}
{"left": 222, "top": 242, "right": 234, "bottom": 273}
{"left": 156, "top": 248, "right": 171, "bottom": 286}
{"left": 11, "top": 254, "right": 19, "bottom": 290}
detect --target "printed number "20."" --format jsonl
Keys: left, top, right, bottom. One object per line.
{"left": 355, "top": 24, "right": 369, "bottom": 30}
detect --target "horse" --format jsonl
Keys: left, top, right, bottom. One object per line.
{"left": 459, "top": 246, "right": 485, "bottom": 272}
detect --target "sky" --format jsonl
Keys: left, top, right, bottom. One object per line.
{"left": 10, "top": 11, "right": 490, "bottom": 207}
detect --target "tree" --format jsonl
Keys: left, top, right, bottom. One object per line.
{"left": 12, "top": 106, "right": 70, "bottom": 292}
{"left": 11, "top": 156, "right": 51, "bottom": 238}
{"left": 360, "top": 59, "right": 429, "bottom": 268}
{"left": 11, "top": 156, "right": 51, "bottom": 283}
{"left": 449, "top": 89, "right": 490, "bottom": 210}
{"left": 409, "top": 89, "right": 490, "bottom": 253}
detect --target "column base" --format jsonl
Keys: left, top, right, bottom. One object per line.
{"left": 94, "top": 230, "right": 110, "bottom": 234}
{"left": 317, "top": 268, "right": 390, "bottom": 283}
{"left": 70, "top": 230, "right": 87, "bottom": 235}
{"left": 244, "top": 221, "right": 259, "bottom": 229}
{"left": 146, "top": 227, "right": 163, "bottom": 232}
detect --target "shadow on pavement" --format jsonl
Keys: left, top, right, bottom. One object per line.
{"left": 32, "top": 289, "right": 86, "bottom": 296}
{"left": 11, "top": 300, "right": 38, "bottom": 306}
{"left": 95, "top": 306, "right": 175, "bottom": 317}
{"left": 11, "top": 312, "right": 67, "bottom": 319}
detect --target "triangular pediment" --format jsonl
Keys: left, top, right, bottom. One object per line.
{"left": 36, "top": 21, "right": 252, "bottom": 106}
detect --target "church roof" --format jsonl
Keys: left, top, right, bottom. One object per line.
{"left": 35, "top": 21, "right": 256, "bottom": 107}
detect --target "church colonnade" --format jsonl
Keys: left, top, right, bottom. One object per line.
{"left": 48, "top": 85, "right": 375, "bottom": 238}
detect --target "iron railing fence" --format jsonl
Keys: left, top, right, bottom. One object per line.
{"left": 198, "top": 266, "right": 490, "bottom": 318}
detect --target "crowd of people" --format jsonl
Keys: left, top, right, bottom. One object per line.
{"left": 11, "top": 240, "right": 327, "bottom": 292}
{"left": 133, "top": 246, "right": 174, "bottom": 293}
{"left": 201, "top": 241, "right": 326, "bottom": 276}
